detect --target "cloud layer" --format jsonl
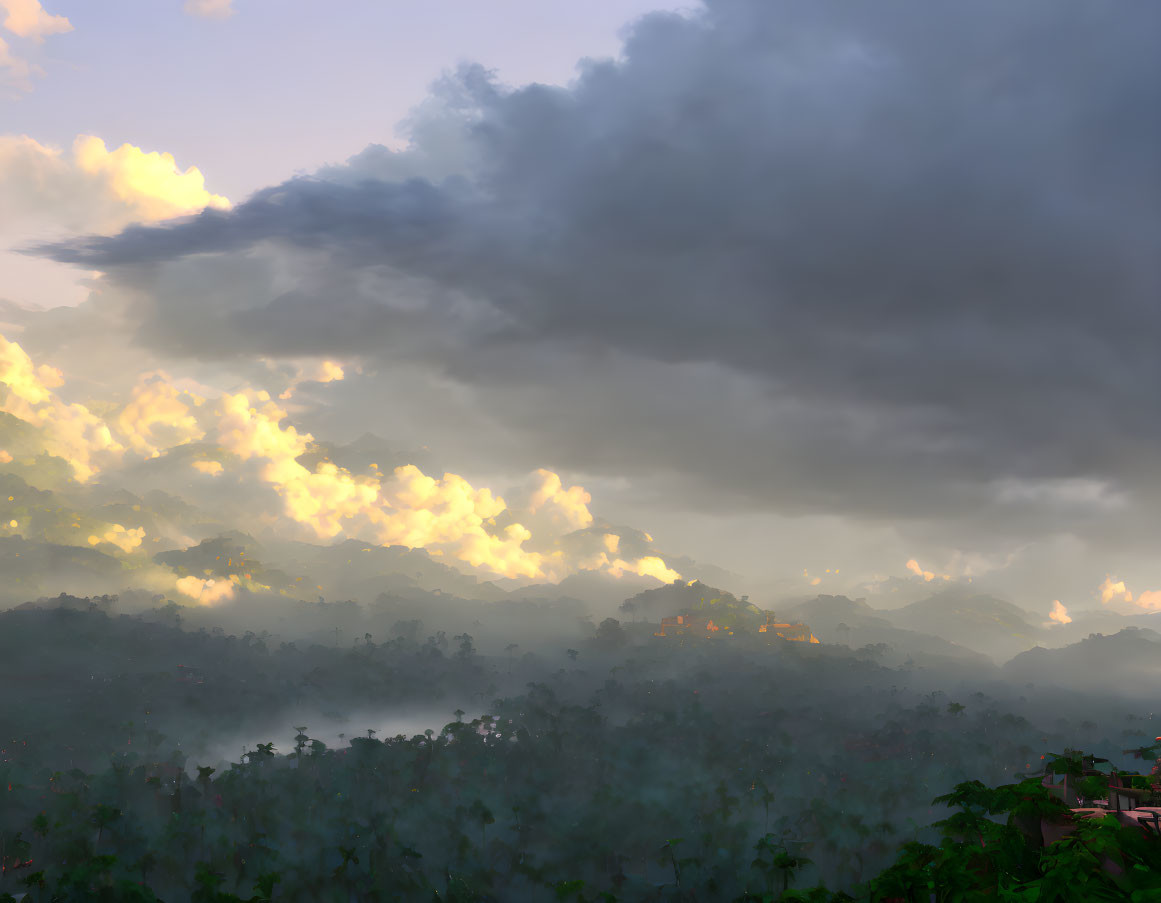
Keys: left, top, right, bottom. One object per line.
{"left": 23, "top": 0, "right": 1161, "bottom": 594}
{"left": 1, "top": 134, "right": 230, "bottom": 237}
{"left": 0, "top": 330, "right": 680, "bottom": 585}
{"left": 0, "top": 0, "right": 70, "bottom": 90}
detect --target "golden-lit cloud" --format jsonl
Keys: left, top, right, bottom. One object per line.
{"left": 1, "top": 0, "right": 71, "bottom": 41}
{"left": 1099, "top": 575, "right": 1161, "bottom": 612}
{"left": 116, "top": 372, "right": 206, "bottom": 458}
{"left": 73, "top": 135, "right": 231, "bottom": 222}
{"left": 1099, "top": 575, "right": 1133, "bottom": 606}
{"left": 375, "top": 464, "right": 544, "bottom": 579}
{"left": 0, "top": 336, "right": 206, "bottom": 482}
{"left": 1047, "top": 599, "right": 1071, "bottom": 625}
{"left": 905, "top": 558, "right": 951, "bottom": 583}
{"left": 183, "top": 0, "right": 235, "bottom": 19}
{"left": 0, "top": 332, "right": 123, "bottom": 481}
{"left": 608, "top": 555, "right": 682, "bottom": 584}
{"left": 0, "top": 450, "right": 11, "bottom": 464}
{"left": 87, "top": 524, "right": 146, "bottom": 554}
{"left": 277, "top": 359, "right": 346, "bottom": 400}
{"left": 0, "top": 134, "right": 229, "bottom": 234}
{"left": 527, "top": 468, "right": 594, "bottom": 532}
{"left": 206, "top": 391, "right": 549, "bottom": 579}
{"left": 0, "top": 331, "right": 63, "bottom": 404}
{"left": 1139, "top": 590, "right": 1161, "bottom": 610}
{"left": 0, "top": 333, "right": 683, "bottom": 584}
{"left": 280, "top": 460, "right": 381, "bottom": 540}
{"left": 176, "top": 574, "right": 237, "bottom": 605}
{"left": 213, "top": 391, "right": 381, "bottom": 539}
{"left": 316, "top": 360, "right": 344, "bottom": 383}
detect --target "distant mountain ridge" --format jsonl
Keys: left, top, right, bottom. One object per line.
{"left": 881, "top": 588, "right": 1043, "bottom": 661}
{"left": 779, "top": 594, "right": 993, "bottom": 666}
{"left": 1002, "top": 627, "right": 1161, "bottom": 697}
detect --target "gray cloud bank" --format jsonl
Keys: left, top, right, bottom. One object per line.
{"left": 34, "top": 0, "right": 1161, "bottom": 568}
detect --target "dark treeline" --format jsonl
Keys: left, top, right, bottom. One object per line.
{"left": 3, "top": 597, "right": 1160, "bottom": 900}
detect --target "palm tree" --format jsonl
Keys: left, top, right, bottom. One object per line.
{"left": 293, "top": 726, "right": 310, "bottom": 757}
{"left": 659, "top": 837, "right": 689, "bottom": 891}
{"left": 752, "top": 779, "right": 776, "bottom": 833}
{"left": 196, "top": 765, "right": 216, "bottom": 795}
{"left": 751, "top": 834, "right": 812, "bottom": 897}
{"left": 89, "top": 803, "right": 121, "bottom": 849}
{"left": 135, "top": 850, "right": 158, "bottom": 887}
{"left": 332, "top": 845, "right": 360, "bottom": 880}
{"left": 468, "top": 799, "right": 495, "bottom": 851}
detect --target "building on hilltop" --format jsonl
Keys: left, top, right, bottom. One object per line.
{"left": 653, "top": 610, "right": 820, "bottom": 642}
{"left": 756, "top": 610, "right": 820, "bottom": 643}
{"left": 654, "top": 614, "right": 727, "bottom": 637}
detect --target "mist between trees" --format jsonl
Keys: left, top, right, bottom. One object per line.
{"left": 2, "top": 590, "right": 1159, "bottom": 901}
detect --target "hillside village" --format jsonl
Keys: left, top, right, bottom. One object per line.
{"left": 628, "top": 580, "right": 820, "bottom": 643}
{"left": 654, "top": 608, "right": 820, "bottom": 643}
{"left": 1040, "top": 746, "right": 1161, "bottom": 842}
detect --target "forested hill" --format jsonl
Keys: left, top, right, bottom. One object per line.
{"left": 2, "top": 599, "right": 1159, "bottom": 900}
{"left": 0, "top": 604, "right": 491, "bottom": 775}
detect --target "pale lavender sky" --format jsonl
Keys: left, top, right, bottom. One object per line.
{"left": 4, "top": 0, "right": 697, "bottom": 201}
{"left": 1, "top": 1, "right": 696, "bottom": 308}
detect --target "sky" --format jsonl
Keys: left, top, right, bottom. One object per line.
{"left": 1, "top": 0, "right": 1159, "bottom": 618}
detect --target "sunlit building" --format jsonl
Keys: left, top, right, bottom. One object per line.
{"left": 1039, "top": 749, "right": 1161, "bottom": 846}
{"left": 756, "top": 610, "right": 820, "bottom": 643}
{"left": 653, "top": 610, "right": 819, "bottom": 642}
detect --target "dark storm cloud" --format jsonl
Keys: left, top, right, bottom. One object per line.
{"left": 35, "top": 0, "right": 1161, "bottom": 534}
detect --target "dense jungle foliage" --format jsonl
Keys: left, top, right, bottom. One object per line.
{"left": 2, "top": 603, "right": 1159, "bottom": 901}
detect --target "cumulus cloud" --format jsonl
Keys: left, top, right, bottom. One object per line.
{"left": 116, "top": 372, "right": 207, "bottom": 457}
{"left": 211, "top": 397, "right": 678, "bottom": 581}
{"left": 526, "top": 468, "right": 594, "bottom": 532}
{"left": 183, "top": 0, "right": 234, "bottom": 19}
{"left": 0, "top": 331, "right": 123, "bottom": 481}
{"left": 0, "top": 1, "right": 69, "bottom": 91}
{"left": 608, "top": 555, "right": 681, "bottom": 584}
{"left": 176, "top": 574, "right": 237, "bottom": 605}
{"left": 905, "top": 559, "right": 951, "bottom": 583}
{"left": 1099, "top": 576, "right": 1161, "bottom": 613}
{"left": 72, "top": 136, "right": 230, "bottom": 222}
{"left": 0, "top": 329, "right": 682, "bottom": 583}
{"left": 1, "top": 0, "right": 70, "bottom": 42}
{"left": 1100, "top": 576, "right": 1133, "bottom": 607}
{"left": 88, "top": 524, "right": 146, "bottom": 554}
{"left": 1046, "top": 599, "right": 1071, "bottom": 626}
{"left": 0, "top": 134, "right": 229, "bottom": 235}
